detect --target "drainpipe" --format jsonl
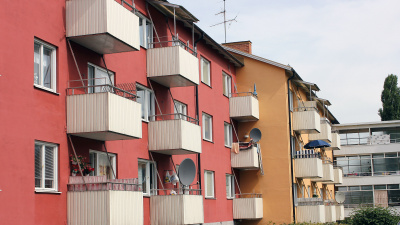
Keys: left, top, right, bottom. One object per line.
{"left": 194, "top": 29, "right": 203, "bottom": 190}
{"left": 288, "top": 68, "right": 296, "bottom": 223}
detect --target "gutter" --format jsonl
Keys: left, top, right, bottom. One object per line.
{"left": 288, "top": 68, "right": 296, "bottom": 223}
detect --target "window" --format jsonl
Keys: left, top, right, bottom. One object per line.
{"left": 201, "top": 57, "right": 211, "bottom": 86}
{"left": 89, "top": 150, "right": 116, "bottom": 179}
{"left": 222, "top": 72, "right": 232, "bottom": 96}
{"left": 35, "top": 141, "right": 58, "bottom": 191}
{"left": 88, "top": 63, "right": 114, "bottom": 93}
{"left": 174, "top": 100, "right": 187, "bottom": 120}
{"left": 289, "top": 89, "right": 293, "bottom": 111}
{"left": 224, "top": 122, "right": 233, "bottom": 147}
{"left": 202, "top": 113, "right": 213, "bottom": 141}
{"left": 138, "top": 160, "right": 157, "bottom": 196}
{"left": 138, "top": 15, "right": 153, "bottom": 49}
{"left": 204, "top": 170, "right": 215, "bottom": 198}
{"left": 136, "top": 84, "right": 155, "bottom": 122}
{"left": 34, "top": 39, "right": 56, "bottom": 91}
{"left": 226, "top": 174, "right": 235, "bottom": 199}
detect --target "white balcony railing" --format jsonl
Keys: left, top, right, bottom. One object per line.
{"left": 309, "top": 118, "right": 332, "bottom": 143}
{"left": 324, "top": 202, "right": 336, "bottom": 222}
{"left": 312, "top": 159, "right": 334, "bottom": 182}
{"left": 326, "top": 132, "right": 341, "bottom": 150}
{"left": 336, "top": 204, "right": 345, "bottom": 221}
{"left": 231, "top": 144, "right": 259, "bottom": 170}
{"left": 229, "top": 92, "right": 259, "bottom": 121}
{"left": 66, "top": 0, "right": 140, "bottom": 54}
{"left": 296, "top": 198, "right": 325, "bottom": 223}
{"left": 66, "top": 83, "right": 142, "bottom": 141}
{"left": 293, "top": 101, "right": 321, "bottom": 134}
{"left": 233, "top": 194, "right": 263, "bottom": 220}
{"left": 148, "top": 114, "right": 201, "bottom": 155}
{"left": 294, "top": 153, "right": 323, "bottom": 178}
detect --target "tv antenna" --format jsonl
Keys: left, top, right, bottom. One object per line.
{"left": 210, "top": 0, "right": 238, "bottom": 43}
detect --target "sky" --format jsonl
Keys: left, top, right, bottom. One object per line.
{"left": 172, "top": 0, "right": 400, "bottom": 124}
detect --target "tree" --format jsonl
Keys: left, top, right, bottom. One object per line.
{"left": 349, "top": 206, "right": 400, "bottom": 225}
{"left": 378, "top": 74, "right": 400, "bottom": 121}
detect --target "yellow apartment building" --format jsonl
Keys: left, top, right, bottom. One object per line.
{"left": 223, "top": 41, "right": 343, "bottom": 224}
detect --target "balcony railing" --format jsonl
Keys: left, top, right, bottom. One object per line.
{"left": 66, "top": 0, "right": 140, "bottom": 54}
{"left": 294, "top": 152, "right": 323, "bottom": 178}
{"left": 311, "top": 157, "right": 334, "bottom": 182}
{"left": 231, "top": 144, "right": 260, "bottom": 170}
{"left": 326, "top": 132, "right": 341, "bottom": 150}
{"left": 340, "top": 133, "right": 400, "bottom": 146}
{"left": 309, "top": 118, "right": 332, "bottom": 143}
{"left": 296, "top": 198, "right": 325, "bottom": 223}
{"left": 233, "top": 194, "right": 263, "bottom": 220}
{"left": 147, "top": 38, "right": 199, "bottom": 87}
{"left": 229, "top": 92, "right": 259, "bottom": 121}
{"left": 292, "top": 101, "right": 321, "bottom": 134}
{"left": 335, "top": 204, "right": 345, "bottom": 221}
{"left": 324, "top": 201, "right": 336, "bottom": 222}
{"left": 148, "top": 114, "right": 201, "bottom": 155}
{"left": 150, "top": 188, "right": 204, "bottom": 225}
{"left": 66, "top": 81, "right": 142, "bottom": 141}
{"left": 67, "top": 176, "right": 143, "bottom": 225}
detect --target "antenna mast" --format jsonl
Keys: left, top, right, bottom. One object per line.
{"left": 210, "top": 0, "right": 237, "bottom": 43}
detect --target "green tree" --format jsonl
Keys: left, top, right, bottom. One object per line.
{"left": 378, "top": 74, "right": 400, "bottom": 121}
{"left": 349, "top": 206, "right": 400, "bottom": 225}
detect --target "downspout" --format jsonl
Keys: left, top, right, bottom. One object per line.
{"left": 288, "top": 68, "right": 296, "bottom": 223}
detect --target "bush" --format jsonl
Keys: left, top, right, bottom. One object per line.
{"left": 348, "top": 206, "right": 400, "bottom": 225}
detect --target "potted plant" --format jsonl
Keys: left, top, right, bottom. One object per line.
{"left": 71, "top": 168, "right": 78, "bottom": 176}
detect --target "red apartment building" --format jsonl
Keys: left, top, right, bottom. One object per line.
{"left": 0, "top": 0, "right": 263, "bottom": 224}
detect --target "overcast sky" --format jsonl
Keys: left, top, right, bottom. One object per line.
{"left": 172, "top": 0, "right": 400, "bottom": 124}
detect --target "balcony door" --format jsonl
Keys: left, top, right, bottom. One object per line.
{"left": 88, "top": 63, "right": 114, "bottom": 93}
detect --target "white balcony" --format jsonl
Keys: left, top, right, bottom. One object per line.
{"left": 312, "top": 163, "right": 334, "bottom": 182}
{"left": 67, "top": 176, "right": 143, "bottom": 225}
{"left": 296, "top": 198, "right": 325, "bottom": 223}
{"left": 324, "top": 204, "right": 336, "bottom": 222}
{"left": 231, "top": 145, "right": 259, "bottom": 170}
{"left": 327, "top": 132, "right": 341, "bottom": 150}
{"left": 150, "top": 193, "right": 204, "bottom": 225}
{"left": 295, "top": 156, "right": 323, "bottom": 178}
{"left": 229, "top": 93, "right": 259, "bottom": 121}
{"left": 336, "top": 204, "right": 345, "bottom": 221}
{"left": 67, "top": 90, "right": 142, "bottom": 141}
{"left": 334, "top": 168, "right": 343, "bottom": 184}
{"left": 309, "top": 118, "right": 332, "bottom": 143}
{"left": 66, "top": 0, "right": 140, "bottom": 54}
{"left": 233, "top": 195, "right": 263, "bottom": 220}
{"left": 293, "top": 101, "right": 321, "bottom": 134}
{"left": 148, "top": 115, "right": 201, "bottom": 155}
{"left": 147, "top": 46, "right": 199, "bottom": 87}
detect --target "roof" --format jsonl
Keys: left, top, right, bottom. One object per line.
{"left": 333, "top": 120, "right": 400, "bottom": 130}
{"left": 147, "top": 0, "right": 198, "bottom": 23}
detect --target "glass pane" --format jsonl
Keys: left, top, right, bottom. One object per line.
{"left": 222, "top": 75, "right": 227, "bottom": 96}
{"left": 373, "top": 158, "right": 386, "bottom": 173}
{"left": 224, "top": 124, "right": 229, "bottom": 146}
{"left": 388, "top": 190, "right": 400, "bottom": 205}
{"left": 35, "top": 144, "right": 42, "bottom": 188}
{"left": 204, "top": 116, "right": 211, "bottom": 140}
{"left": 34, "top": 43, "right": 41, "bottom": 85}
{"left": 139, "top": 19, "right": 144, "bottom": 46}
{"left": 202, "top": 59, "right": 210, "bottom": 85}
{"left": 137, "top": 88, "right": 145, "bottom": 119}
{"left": 226, "top": 175, "right": 230, "bottom": 197}
{"left": 337, "top": 187, "right": 347, "bottom": 191}
{"left": 138, "top": 162, "right": 147, "bottom": 193}
{"left": 146, "top": 21, "right": 152, "bottom": 48}
{"left": 42, "top": 47, "right": 52, "bottom": 89}
{"left": 375, "top": 185, "right": 386, "bottom": 190}
{"left": 44, "top": 146, "right": 54, "bottom": 188}
{"left": 206, "top": 172, "right": 213, "bottom": 197}
{"left": 388, "top": 184, "right": 399, "bottom": 190}
{"left": 150, "top": 163, "right": 155, "bottom": 194}
{"left": 349, "top": 186, "right": 360, "bottom": 191}
{"left": 146, "top": 91, "right": 152, "bottom": 121}
{"left": 361, "top": 185, "right": 373, "bottom": 190}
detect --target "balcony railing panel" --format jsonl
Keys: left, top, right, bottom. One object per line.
{"left": 66, "top": 0, "right": 140, "bottom": 54}
{"left": 148, "top": 115, "right": 201, "bottom": 155}
{"left": 336, "top": 205, "right": 344, "bottom": 221}
{"left": 312, "top": 163, "right": 334, "bottom": 182}
{"left": 150, "top": 192, "right": 204, "bottom": 225}
{"left": 324, "top": 204, "right": 336, "bottom": 222}
{"left": 233, "top": 194, "right": 263, "bottom": 219}
{"left": 67, "top": 91, "right": 142, "bottom": 141}
{"left": 309, "top": 119, "right": 332, "bottom": 143}
{"left": 334, "top": 168, "right": 343, "bottom": 184}
{"left": 296, "top": 204, "right": 325, "bottom": 223}
{"left": 293, "top": 102, "right": 321, "bottom": 134}
{"left": 231, "top": 145, "right": 259, "bottom": 170}
{"left": 147, "top": 46, "right": 199, "bottom": 87}
{"left": 229, "top": 93, "right": 259, "bottom": 121}
{"left": 327, "top": 132, "right": 341, "bottom": 150}
{"left": 295, "top": 156, "right": 323, "bottom": 178}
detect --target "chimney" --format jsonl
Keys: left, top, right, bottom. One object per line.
{"left": 222, "top": 41, "right": 252, "bottom": 54}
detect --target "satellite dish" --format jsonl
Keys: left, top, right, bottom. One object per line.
{"left": 249, "top": 128, "right": 262, "bottom": 142}
{"left": 178, "top": 158, "right": 196, "bottom": 186}
{"left": 335, "top": 192, "right": 345, "bottom": 204}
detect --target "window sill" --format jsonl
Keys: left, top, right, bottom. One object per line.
{"left": 35, "top": 190, "right": 62, "bottom": 194}
{"left": 201, "top": 81, "right": 212, "bottom": 88}
{"left": 227, "top": 198, "right": 234, "bottom": 200}
{"left": 34, "top": 84, "right": 59, "bottom": 95}
{"left": 205, "top": 197, "right": 216, "bottom": 200}
{"left": 225, "top": 145, "right": 232, "bottom": 149}
{"left": 223, "top": 94, "right": 229, "bottom": 98}
{"left": 203, "top": 139, "right": 214, "bottom": 144}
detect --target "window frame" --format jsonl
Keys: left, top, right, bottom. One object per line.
{"left": 201, "top": 57, "right": 211, "bottom": 86}
{"left": 173, "top": 100, "right": 188, "bottom": 120}
{"left": 34, "top": 39, "right": 57, "bottom": 92}
{"left": 226, "top": 174, "right": 235, "bottom": 199}
{"left": 204, "top": 170, "right": 215, "bottom": 198}
{"left": 138, "top": 159, "right": 157, "bottom": 196}
{"left": 35, "top": 141, "right": 58, "bottom": 192}
{"left": 137, "top": 14, "right": 153, "bottom": 49}
{"left": 224, "top": 122, "right": 233, "bottom": 147}
{"left": 136, "top": 84, "right": 155, "bottom": 122}
{"left": 222, "top": 71, "right": 232, "bottom": 97}
{"left": 87, "top": 63, "right": 115, "bottom": 93}
{"left": 202, "top": 113, "right": 213, "bottom": 142}
{"left": 89, "top": 150, "right": 117, "bottom": 179}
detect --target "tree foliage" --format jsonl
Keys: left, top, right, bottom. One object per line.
{"left": 349, "top": 206, "right": 400, "bottom": 225}
{"left": 379, "top": 74, "right": 400, "bottom": 121}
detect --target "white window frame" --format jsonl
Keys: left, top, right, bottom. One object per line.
{"left": 201, "top": 57, "right": 211, "bottom": 86}
{"left": 226, "top": 174, "right": 235, "bottom": 199}
{"left": 202, "top": 113, "right": 213, "bottom": 142}
{"left": 136, "top": 84, "right": 155, "bottom": 122}
{"left": 204, "top": 170, "right": 215, "bottom": 198}
{"left": 89, "top": 150, "right": 116, "bottom": 179}
{"left": 138, "top": 14, "right": 153, "bottom": 49}
{"left": 35, "top": 141, "right": 58, "bottom": 192}
{"left": 87, "top": 63, "right": 115, "bottom": 93}
{"left": 174, "top": 100, "right": 187, "bottom": 120}
{"left": 222, "top": 72, "right": 232, "bottom": 97}
{"left": 224, "top": 122, "right": 233, "bottom": 147}
{"left": 34, "top": 39, "right": 57, "bottom": 92}
{"left": 138, "top": 159, "right": 157, "bottom": 196}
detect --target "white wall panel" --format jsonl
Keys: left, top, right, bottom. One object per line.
{"left": 312, "top": 164, "right": 334, "bottom": 182}
{"left": 231, "top": 146, "right": 259, "bottom": 169}
{"left": 295, "top": 158, "right": 323, "bottom": 178}
{"left": 229, "top": 96, "right": 259, "bottom": 121}
{"left": 233, "top": 198, "right": 263, "bottom": 219}
{"left": 335, "top": 205, "right": 344, "bottom": 221}
{"left": 309, "top": 120, "right": 332, "bottom": 143}
{"left": 334, "top": 168, "right": 343, "bottom": 184}
{"left": 324, "top": 205, "right": 336, "bottom": 222}
{"left": 297, "top": 205, "right": 325, "bottom": 223}
{"left": 293, "top": 110, "right": 321, "bottom": 133}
